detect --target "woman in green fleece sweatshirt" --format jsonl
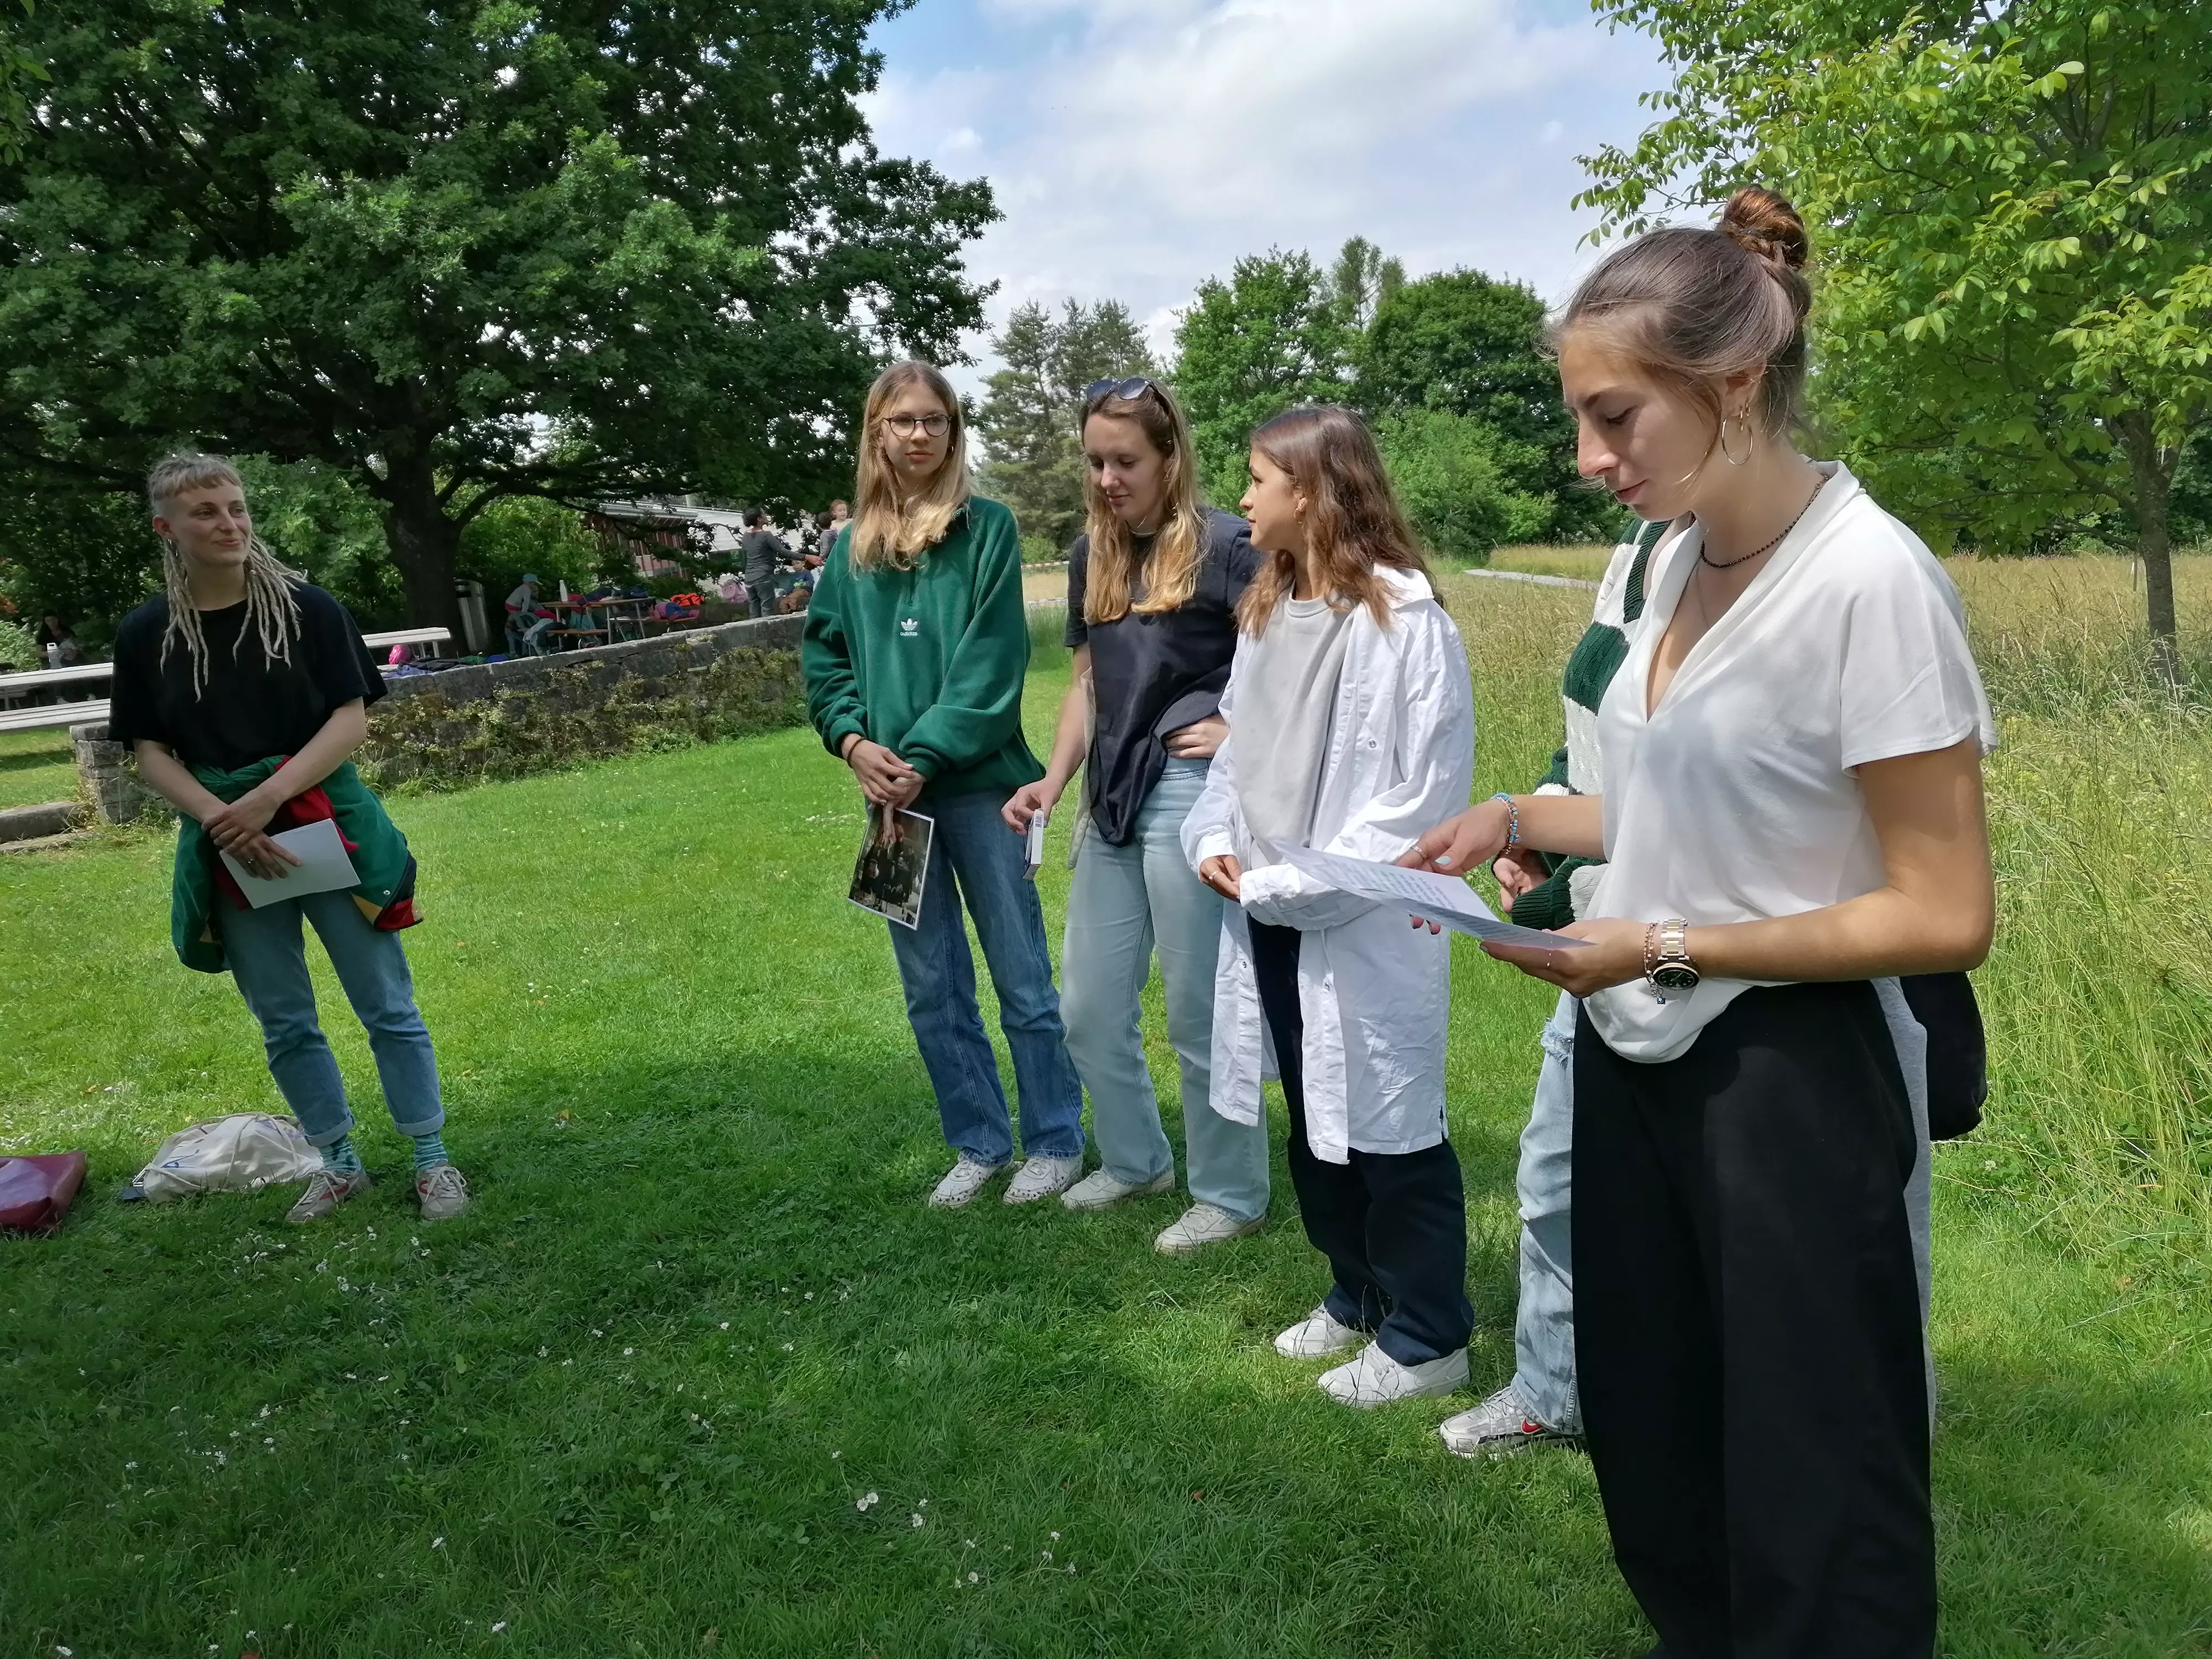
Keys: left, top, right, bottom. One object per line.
{"left": 801, "top": 361, "right": 1087, "bottom": 1209}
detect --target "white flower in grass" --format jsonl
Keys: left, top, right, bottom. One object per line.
{"left": 910, "top": 1514, "right": 924, "bottom": 1528}
{"left": 967, "top": 1571, "right": 979, "bottom": 1583}
{"left": 623, "top": 1348, "right": 634, "bottom": 1357}
{"left": 857, "top": 1491, "right": 879, "bottom": 1511}
{"left": 491, "top": 1621, "right": 508, "bottom": 1634}
{"left": 431, "top": 1537, "right": 445, "bottom": 1549}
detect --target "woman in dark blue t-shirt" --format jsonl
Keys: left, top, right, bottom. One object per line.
{"left": 1000, "top": 378, "right": 1270, "bottom": 1253}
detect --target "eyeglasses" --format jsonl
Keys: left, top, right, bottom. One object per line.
{"left": 882, "top": 413, "right": 951, "bottom": 439}
{"left": 1083, "top": 377, "right": 1160, "bottom": 408}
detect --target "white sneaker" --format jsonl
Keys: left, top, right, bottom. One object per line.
{"left": 1439, "top": 1383, "right": 1582, "bottom": 1459}
{"left": 1273, "top": 1305, "right": 1366, "bottom": 1360}
{"left": 1002, "top": 1154, "right": 1084, "bottom": 1204}
{"left": 1061, "top": 1166, "right": 1176, "bottom": 1211}
{"left": 1154, "top": 1202, "right": 1266, "bottom": 1255}
{"left": 927, "top": 1156, "right": 1009, "bottom": 1208}
{"left": 1318, "top": 1342, "right": 1469, "bottom": 1408}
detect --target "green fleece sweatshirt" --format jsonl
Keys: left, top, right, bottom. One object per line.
{"left": 800, "top": 495, "right": 1044, "bottom": 800}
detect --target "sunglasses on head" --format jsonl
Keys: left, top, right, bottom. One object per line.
{"left": 1083, "top": 377, "right": 1161, "bottom": 409}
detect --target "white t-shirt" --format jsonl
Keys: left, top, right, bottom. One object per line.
{"left": 1584, "top": 463, "right": 1997, "bottom": 1062}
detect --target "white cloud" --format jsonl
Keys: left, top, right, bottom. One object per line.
{"left": 863, "top": 0, "right": 1667, "bottom": 382}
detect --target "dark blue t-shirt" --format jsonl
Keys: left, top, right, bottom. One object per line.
{"left": 1063, "top": 509, "right": 1261, "bottom": 846}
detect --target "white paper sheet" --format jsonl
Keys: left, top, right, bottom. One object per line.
{"left": 218, "top": 818, "right": 362, "bottom": 909}
{"left": 1277, "top": 844, "right": 1592, "bottom": 951}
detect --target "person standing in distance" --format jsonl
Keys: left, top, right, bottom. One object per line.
{"left": 109, "top": 452, "right": 467, "bottom": 1225}
{"left": 1000, "top": 378, "right": 1272, "bottom": 1253}
{"left": 802, "top": 361, "right": 1087, "bottom": 1208}
{"left": 740, "top": 509, "right": 784, "bottom": 620}
{"left": 1185, "top": 405, "right": 1478, "bottom": 1409}
{"left": 1404, "top": 188, "right": 1994, "bottom": 1658}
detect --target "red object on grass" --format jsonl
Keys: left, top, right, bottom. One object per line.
{"left": 0, "top": 1151, "right": 88, "bottom": 1233}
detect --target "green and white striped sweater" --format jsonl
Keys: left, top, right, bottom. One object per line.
{"left": 1506, "top": 517, "right": 1672, "bottom": 932}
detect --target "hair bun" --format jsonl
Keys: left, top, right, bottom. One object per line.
{"left": 1719, "top": 186, "right": 1809, "bottom": 274}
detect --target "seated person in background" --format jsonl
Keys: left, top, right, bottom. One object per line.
{"left": 36, "top": 613, "right": 82, "bottom": 666}
{"left": 503, "top": 574, "right": 555, "bottom": 655}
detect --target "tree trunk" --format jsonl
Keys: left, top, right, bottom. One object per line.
{"left": 374, "top": 452, "right": 466, "bottom": 635}
{"left": 2115, "top": 409, "right": 2181, "bottom": 688}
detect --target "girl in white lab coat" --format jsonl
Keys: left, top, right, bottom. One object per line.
{"left": 1183, "top": 404, "right": 1476, "bottom": 1408}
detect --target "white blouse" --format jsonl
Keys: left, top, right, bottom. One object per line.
{"left": 1584, "top": 463, "right": 1997, "bottom": 1062}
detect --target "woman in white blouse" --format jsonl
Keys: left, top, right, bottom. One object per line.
{"left": 1407, "top": 189, "right": 1993, "bottom": 1659}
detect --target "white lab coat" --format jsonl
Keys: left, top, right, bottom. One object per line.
{"left": 1181, "top": 566, "right": 1475, "bottom": 1164}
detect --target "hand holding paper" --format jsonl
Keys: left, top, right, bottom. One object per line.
{"left": 217, "top": 818, "right": 362, "bottom": 909}
{"left": 1277, "top": 844, "right": 1591, "bottom": 952}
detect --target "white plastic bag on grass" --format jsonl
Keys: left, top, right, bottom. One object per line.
{"left": 134, "top": 1113, "right": 321, "bottom": 1201}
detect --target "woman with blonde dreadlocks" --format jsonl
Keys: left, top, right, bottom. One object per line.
{"left": 108, "top": 452, "right": 469, "bottom": 1225}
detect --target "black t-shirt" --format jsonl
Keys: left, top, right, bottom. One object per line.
{"left": 1064, "top": 509, "right": 1261, "bottom": 846}
{"left": 108, "top": 584, "right": 386, "bottom": 773}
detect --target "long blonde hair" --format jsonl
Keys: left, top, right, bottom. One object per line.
{"left": 849, "top": 361, "right": 972, "bottom": 573}
{"left": 147, "top": 451, "right": 305, "bottom": 697}
{"left": 1081, "top": 380, "right": 1207, "bottom": 625}
{"left": 1235, "top": 406, "right": 1427, "bottom": 637}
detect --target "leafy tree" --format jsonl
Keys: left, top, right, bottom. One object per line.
{"left": 1579, "top": 0, "right": 2211, "bottom": 673}
{"left": 1329, "top": 237, "right": 1406, "bottom": 333}
{"left": 1375, "top": 409, "right": 1556, "bottom": 565}
{"left": 1173, "top": 249, "right": 1358, "bottom": 502}
{"left": 1356, "top": 270, "right": 1615, "bottom": 540}
{"left": 974, "top": 299, "right": 1157, "bottom": 554}
{"left": 0, "top": 1, "right": 995, "bottom": 629}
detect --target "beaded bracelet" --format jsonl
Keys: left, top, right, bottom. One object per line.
{"left": 1491, "top": 791, "right": 1520, "bottom": 851}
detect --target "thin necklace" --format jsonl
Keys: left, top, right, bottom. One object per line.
{"left": 1702, "top": 473, "right": 1825, "bottom": 570}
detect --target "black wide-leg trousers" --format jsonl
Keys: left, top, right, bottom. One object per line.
{"left": 1573, "top": 981, "right": 1936, "bottom": 1659}
{"left": 1249, "top": 920, "right": 1474, "bottom": 1365}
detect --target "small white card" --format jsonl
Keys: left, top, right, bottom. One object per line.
{"left": 218, "top": 819, "right": 361, "bottom": 909}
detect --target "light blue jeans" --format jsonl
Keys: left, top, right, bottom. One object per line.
{"left": 1513, "top": 990, "right": 1583, "bottom": 1432}
{"left": 1059, "top": 759, "right": 1270, "bottom": 1223}
{"left": 222, "top": 886, "right": 444, "bottom": 1147}
{"left": 886, "top": 790, "right": 1086, "bottom": 1166}
{"left": 1513, "top": 982, "right": 1935, "bottom": 1434}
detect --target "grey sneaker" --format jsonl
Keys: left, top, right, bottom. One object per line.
{"left": 1003, "top": 1154, "right": 1084, "bottom": 1204}
{"left": 1273, "top": 1304, "right": 1365, "bottom": 1360}
{"left": 928, "top": 1156, "right": 1009, "bottom": 1208}
{"left": 414, "top": 1163, "right": 470, "bottom": 1222}
{"left": 1154, "top": 1202, "right": 1265, "bottom": 1254}
{"left": 1438, "top": 1383, "right": 1582, "bottom": 1459}
{"left": 286, "top": 1166, "right": 371, "bottom": 1225}
{"left": 1061, "top": 1166, "right": 1176, "bottom": 1211}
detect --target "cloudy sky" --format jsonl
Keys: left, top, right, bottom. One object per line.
{"left": 861, "top": 0, "right": 1673, "bottom": 384}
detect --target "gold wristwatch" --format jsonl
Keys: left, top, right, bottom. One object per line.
{"left": 1644, "top": 917, "right": 1700, "bottom": 998}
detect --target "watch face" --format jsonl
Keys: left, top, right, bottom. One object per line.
{"left": 1652, "top": 964, "right": 1700, "bottom": 993}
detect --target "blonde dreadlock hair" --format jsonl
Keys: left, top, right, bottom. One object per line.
{"left": 147, "top": 452, "right": 305, "bottom": 697}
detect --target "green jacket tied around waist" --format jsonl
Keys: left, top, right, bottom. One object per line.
{"left": 170, "top": 758, "right": 417, "bottom": 973}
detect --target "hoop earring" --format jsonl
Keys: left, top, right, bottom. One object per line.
{"left": 1719, "top": 413, "right": 1755, "bottom": 467}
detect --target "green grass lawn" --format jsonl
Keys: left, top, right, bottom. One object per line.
{"left": 0, "top": 724, "right": 81, "bottom": 811}
{"left": 2, "top": 580, "right": 2209, "bottom": 1657}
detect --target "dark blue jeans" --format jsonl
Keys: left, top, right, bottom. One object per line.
{"left": 886, "top": 790, "right": 1084, "bottom": 1165}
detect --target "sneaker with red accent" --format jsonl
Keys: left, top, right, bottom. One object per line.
{"left": 1438, "top": 1383, "right": 1582, "bottom": 1459}
{"left": 285, "top": 1166, "right": 371, "bottom": 1225}
{"left": 415, "top": 1163, "right": 470, "bottom": 1221}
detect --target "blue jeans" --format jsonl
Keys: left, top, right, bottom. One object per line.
{"left": 1060, "top": 759, "right": 1269, "bottom": 1222}
{"left": 222, "top": 887, "right": 444, "bottom": 1147}
{"left": 1513, "top": 991, "right": 1582, "bottom": 1431}
{"left": 886, "top": 790, "right": 1084, "bottom": 1165}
